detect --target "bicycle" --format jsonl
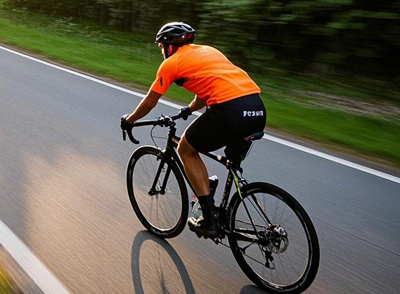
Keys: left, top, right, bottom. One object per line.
{"left": 122, "top": 112, "right": 320, "bottom": 294}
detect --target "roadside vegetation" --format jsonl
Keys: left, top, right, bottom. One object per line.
{"left": 0, "top": 264, "right": 19, "bottom": 294}
{"left": 0, "top": 1, "right": 399, "bottom": 168}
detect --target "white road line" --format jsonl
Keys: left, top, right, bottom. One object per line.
{"left": 0, "top": 43, "right": 399, "bottom": 294}
{"left": 0, "top": 221, "right": 71, "bottom": 294}
{"left": 1, "top": 44, "right": 399, "bottom": 185}
{"left": 264, "top": 135, "right": 400, "bottom": 184}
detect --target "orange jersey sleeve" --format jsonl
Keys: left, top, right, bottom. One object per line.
{"left": 150, "top": 44, "right": 260, "bottom": 106}
{"left": 150, "top": 57, "right": 177, "bottom": 95}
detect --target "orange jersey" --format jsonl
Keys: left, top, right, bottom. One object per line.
{"left": 150, "top": 44, "right": 260, "bottom": 106}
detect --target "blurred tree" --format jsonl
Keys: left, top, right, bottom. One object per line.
{"left": 197, "top": 0, "right": 266, "bottom": 70}
{"left": 4, "top": 0, "right": 400, "bottom": 82}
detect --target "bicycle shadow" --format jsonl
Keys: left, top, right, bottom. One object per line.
{"left": 239, "top": 285, "right": 270, "bottom": 294}
{"left": 130, "top": 230, "right": 196, "bottom": 294}
{"left": 131, "top": 230, "right": 270, "bottom": 294}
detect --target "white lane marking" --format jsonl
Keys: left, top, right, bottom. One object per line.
{"left": 1, "top": 44, "right": 399, "bottom": 185}
{"left": 0, "top": 221, "right": 71, "bottom": 294}
{"left": 264, "top": 134, "right": 400, "bottom": 184}
{"left": 0, "top": 45, "right": 146, "bottom": 98}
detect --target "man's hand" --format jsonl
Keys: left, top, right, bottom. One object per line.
{"left": 179, "top": 106, "right": 192, "bottom": 120}
{"left": 120, "top": 114, "right": 133, "bottom": 130}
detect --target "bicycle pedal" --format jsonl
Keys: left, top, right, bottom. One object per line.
{"left": 188, "top": 225, "right": 202, "bottom": 238}
{"left": 193, "top": 230, "right": 205, "bottom": 239}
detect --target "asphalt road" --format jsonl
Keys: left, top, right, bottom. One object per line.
{"left": 1, "top": 45, "right": 399, "bottom": 294}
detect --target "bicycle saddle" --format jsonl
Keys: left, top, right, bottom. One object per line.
{"left": 225, "top": 131, "right": 265, "bottom": 166}
{"left": 244, "top": 131, "right": 264, "bottom": 142}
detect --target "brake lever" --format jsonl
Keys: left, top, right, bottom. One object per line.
{"left": 127, "top": 127, "right": 140, "bottom": 144}
{"left": 122, "top": 129, "right": 127, "bottom": 141}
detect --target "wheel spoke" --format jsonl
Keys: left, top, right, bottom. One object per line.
{"left": 127, "top": 147, "right": 188, "bottom": 238}
{"left": 228, "top": 183, "right": 319, "bottom": 292}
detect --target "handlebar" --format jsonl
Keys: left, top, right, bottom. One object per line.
{"left": 122, "top": 113, "right": 183, "bottom": 144}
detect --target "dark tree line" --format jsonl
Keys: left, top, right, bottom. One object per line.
{"left": 6, "top": 0, "right": 400, "bottom": 82}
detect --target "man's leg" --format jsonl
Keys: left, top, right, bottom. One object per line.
{"left": 178, "top": 134, "right": 209, "bottom": 197}
{"left": 178, "top": 134, "right": 217, "bottom": 238}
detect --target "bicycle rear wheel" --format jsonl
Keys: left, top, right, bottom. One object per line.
{"left": 127, "top": 146, "right": 188, "bottom": 238}
{"left": 228, "top": 182, "right": 319, "bottom": 293}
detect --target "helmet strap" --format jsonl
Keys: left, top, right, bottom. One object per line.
{"left": 163, "top": 43, "right": 179, "bottom": 59}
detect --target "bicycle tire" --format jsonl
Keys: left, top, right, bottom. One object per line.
{"left": 127, "top": 146, "right": 188, "bottom": 238}
{"left": 227, "top": 182, "right": 319, "bottom": 294}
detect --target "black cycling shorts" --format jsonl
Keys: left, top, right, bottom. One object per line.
{"left": 185, "top": 93, "right": 266, "bottom": 153}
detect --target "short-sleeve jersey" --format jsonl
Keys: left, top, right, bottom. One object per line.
{"left": 150, "top": 44, "right": 261, "bottom": 106}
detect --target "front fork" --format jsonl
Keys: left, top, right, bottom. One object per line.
{"left": 148, "top": 150, "right": 171, "bottom": 196}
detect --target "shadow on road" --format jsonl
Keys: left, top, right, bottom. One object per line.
{"left": 130, "top": 230, "right": 196, "bottom": 294}
{"left": 240, "top": 285, "right": 271, "bottom": 294}
{"left": 130, "top": 230, "right": 269, "bottom": 294}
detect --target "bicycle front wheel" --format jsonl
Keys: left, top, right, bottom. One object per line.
{"left": 228, "top": 182, "right": 319, "bottom": 294}
{"left": 127, "top": 146, "right": 188, "bottom": 238}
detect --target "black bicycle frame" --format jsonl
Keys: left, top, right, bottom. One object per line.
{"left": 147, "top": 122, "right": 246, "bottom": 229}
{"left": 132, "top": 115, "right": 270, "bottom": 240}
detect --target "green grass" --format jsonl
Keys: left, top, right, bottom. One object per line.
{"left": 266, "top": 99, "right": 400, "bottom": 161}
{"left": 0, "top": 267, "right": 17, "bottom": 294}
{"left": 1, "top": 5, "right": 399, "bottom": 167}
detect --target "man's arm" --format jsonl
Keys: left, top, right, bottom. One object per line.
{"left": 126, "top": 90, "right": 162, "bottom": 123}
{"left": 188, "top": 95, "right": 206, "bottom": 112}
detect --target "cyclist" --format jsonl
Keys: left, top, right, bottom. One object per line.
{"left": 121, "top": 22, "right": 266, "bottom": 238}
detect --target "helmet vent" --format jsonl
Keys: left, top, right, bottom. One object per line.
{"left": 155, "top": 22, "right": 196, "bottom": 46}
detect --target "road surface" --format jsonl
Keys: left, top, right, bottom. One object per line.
{"left": 1, "top": 45, "right": 399, "bottom": 294}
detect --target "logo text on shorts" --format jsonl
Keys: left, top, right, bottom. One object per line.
{"left": 243, "top": 110, "right": 264, "bottom": 117}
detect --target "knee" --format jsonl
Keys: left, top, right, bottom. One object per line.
{"left": 178, "top": 135, "right": 197, "bottom": 159}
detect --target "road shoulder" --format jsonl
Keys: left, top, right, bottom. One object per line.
{"left": 0, "top": 246, "right": 43, "bottom": 294}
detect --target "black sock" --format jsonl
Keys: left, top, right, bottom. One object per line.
{"left": 198, "top": 195, "right": 215, "bottom": 223}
